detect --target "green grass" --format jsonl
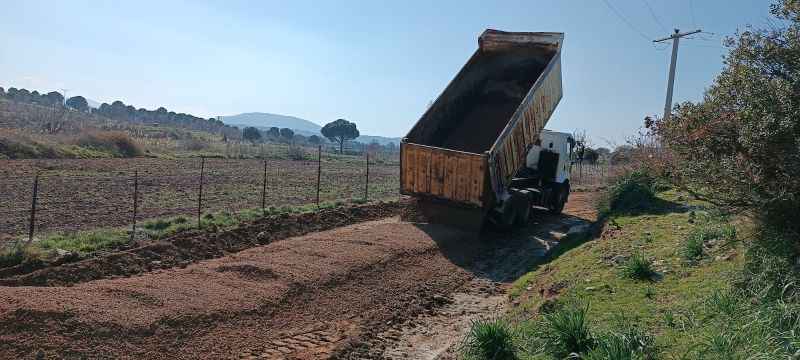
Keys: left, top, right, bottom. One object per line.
{"left": 620, "top": 253, "right": 656, "bottom": 281}
{"left": 37, "top": 229, "right": 129, "bottom": 254}
{"left": 499, "top": 190, "right": 748, "bottom": 358}
{"left": 0, "top": 199, "right": 377, "bottom": 269}
{"left": 537, "top": 303, "right": 594, "bottom": 357}
{"left": 461, "top": 318, "right": 518, "bottom": 360}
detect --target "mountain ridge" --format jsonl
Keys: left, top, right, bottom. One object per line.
{"left": 222, "top": 112, "right": 400, "bottom": 145}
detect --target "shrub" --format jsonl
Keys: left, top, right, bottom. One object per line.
{"left": 539, "top": 303, "right": 594, "bottom": 358}
{"left": 681, "top": 234, "right": 705, "bottom": 262}
{"left": 183, "top": 138, "right": 210, "bottom": 151}
{"left": 76, "top": 131, "right": 142, "bottom": 157}
{"left": 0, "top": 246, "right": 26, "bottom": 268}
{"left": 597, "top": 170, "right": 660, "bottom": 217}
{"left": 620, "top": 253, "right": 656, "bottom": 281}
{"left": 0, "top": 131, "right": 60, "bottom": 159}
{"left": 651, "top": 0, "right": 800, "bottom": 240}
{"left": 461, "top": 318, "right": 518, "bottom": 360}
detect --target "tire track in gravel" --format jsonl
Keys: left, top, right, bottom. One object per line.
{"left": 0, "top": 192, "right": 598, "bottom": 359}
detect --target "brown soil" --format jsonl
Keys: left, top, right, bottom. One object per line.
{"left": 0, "top": 157, "right": 398, "bottom": 237}
{"left": 0, "top": 201, "right": 400, "bottom": 286}
{"left": 0, "top": 192, "right": 597, "bottom": 359}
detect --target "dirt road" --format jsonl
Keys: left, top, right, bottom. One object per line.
{"left": 0, "top": 192, "right": 597, "bottom": 359}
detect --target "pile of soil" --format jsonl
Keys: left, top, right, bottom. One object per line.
{"left": 0, "top": 201, "right": 400, "bottom": 287}
{"left": 0, "top": 218, "right": 477, "bottom": 359}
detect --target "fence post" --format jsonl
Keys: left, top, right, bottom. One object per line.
{"left": 364, "top": 151, "right": 369, "bottom": 201}
{"left": 27, "top": 173, "right": 40, "bottom": 245}
{"left": 316, "top": 145, "right": 322, "bottom": 208}
{"left": 131, "top": 170, "right": 139, "bottom": 241}
{"left": 197, "top": 157, "right": 205, "bottom": 228}
{"left": 261, "top": 159, "right": 268, "bottom": 216}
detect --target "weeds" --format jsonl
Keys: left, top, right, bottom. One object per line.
{"left": 620, "top": 253, "right": 656, "bottom": 281}
{"left": 538, "top": 303, "right": 594, "bottom": 358}
{"left": 461, "top": 318, "right": 518, "bottom": 360}
{"left": 681, "top": 234, "right": 705, "bottom": 262}
{"left": 75, "top": 131, "right": 143, "bottom": 157}
{"left": 0, "top": 246, "right": 27, "bottom": 268}
{"left": 584, "top": 327, "right": 653, "bottom": 360}
{"left": 37, "top": 229, "right": 129, "bottom": 254}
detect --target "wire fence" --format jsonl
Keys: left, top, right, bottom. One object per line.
{"left": 569, "top": 162, "right": 617, "bottom": 187}
{"left": 0, "top": 147, "right": 400, "bottom": 242}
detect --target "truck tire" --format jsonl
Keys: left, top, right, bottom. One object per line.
{"left": 495, "top": 200, "right": 517, "bottom": 230}
{"left": 514, "top": 196, "right": 531, "bottom": 226}
{"left": 549, "top": 183, "right": 569, "bottom": 214}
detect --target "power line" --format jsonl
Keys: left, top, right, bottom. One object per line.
{"left": 602, "top": 0, "right": 652, "bottom": 41}
{"left": 689, "top": 0, "right": 698, "bottom": 29}
{"left": 654, "top": 29, "right": 702, "bottom": 121}
{"left": 641, "top": 0, "right": 668, "bottom": 33}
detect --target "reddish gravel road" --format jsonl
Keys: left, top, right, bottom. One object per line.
{"left": 0, "top": 192, "right": 598, "bottom": 359}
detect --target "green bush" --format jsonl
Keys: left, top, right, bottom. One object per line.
{"left": 461, "top": 318, "right": 518, "bottom": 360}
{"left": 598, "top": 170, "right": 661, "bottom": 217}
{"left": 620, "top": 253, "right": 656, "bottom": 281}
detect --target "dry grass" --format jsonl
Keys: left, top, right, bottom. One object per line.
{"left": 75, "top": 131, "right": 143, "bottom": 158}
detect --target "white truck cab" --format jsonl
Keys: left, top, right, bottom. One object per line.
{"left": 526, "top": 130, "right": 574, "bottom": 184}
{"left": 493, "top": 130, "right": 574, "bottom": 228}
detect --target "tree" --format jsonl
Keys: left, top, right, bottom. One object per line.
{"left": 653, "top": 0, "right": 800, "bottom": 233}
{"left": 0, "top": 87, "right": 4, "bottom": 97}
{"left": 308, "top": 135, "right": 323, "bottom": 145}
{"left": 66, "top": 96, "right": 89, "bottom": 112}
{"left": 45, "top": 91, "right": 64, "bottom": 107}
{"left": 279, "top": 128, "right": 294, "bottom": 142}
{"left": 583, "top": 148, "right": 600, "bottom": 164}
{"left": 242, "top": 126, "right": 262, "bottom": 144}
{"left": 321, "top": 119, "right": 360, "bottom": 153}
{"left": 267, "top": 127, "right": 280, "bottom": 139}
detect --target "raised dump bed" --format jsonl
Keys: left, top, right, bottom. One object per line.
{"left": 401, "top": 30, "right": 564, "bottom": 214}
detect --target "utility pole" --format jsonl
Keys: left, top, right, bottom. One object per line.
{"left": 654, "top": 28, "right": 701, "bottom": 121}
{"left": 60, "top": 88, "right": 69, "bottom": 106}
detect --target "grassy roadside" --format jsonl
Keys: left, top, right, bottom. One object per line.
{"left": 0, "top": 198, "right": 376, "bottom": 269}
{"left": 461, "top": 172, "right": 799, "bottom": 358}
{"left": 507, "top": 190, "right": 744, "bottom": 357}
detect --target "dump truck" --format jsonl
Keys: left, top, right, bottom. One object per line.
{"left": 400, "top": 29, "right": 572, "bottom": 229}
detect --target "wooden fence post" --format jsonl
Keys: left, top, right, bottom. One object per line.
{"left": 261, "top": 160, "right": 268, "bottom": 216}
{"left": 197, "top": 157, "right": 205, "bottom": 228}
{"left": 316, "top": 145, "right": 322, "bottom": 208}
{"left": 364, "top": 152, "right": 369, "bottom": 201}
{"left": 131, "top": 170, "right": 139, "bottom": 241}
{"left": 27, "top": 173, "right": 39, "bottom": 245}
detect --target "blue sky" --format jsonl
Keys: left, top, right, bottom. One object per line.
{"left": 0, "top": 0, "right": 772, "bottom": 145}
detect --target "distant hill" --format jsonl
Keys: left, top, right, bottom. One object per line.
{"left": 224, "top": 112, "right": 322, "bottom": 133}
{"left": 223, "top": 112, "right": 401, "bottom": 145}
{"left": 86, "top": 98, "right": 101, "bottom": 109}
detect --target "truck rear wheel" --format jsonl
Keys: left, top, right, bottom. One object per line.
{"left": 549, "top": 183, "right": 569, "bottom": 214}
{"left": 514, "top": 196, "right": 531, "bottom": 225}
{"left": 495, "top": 200, "right": 517, "bottom": 230}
